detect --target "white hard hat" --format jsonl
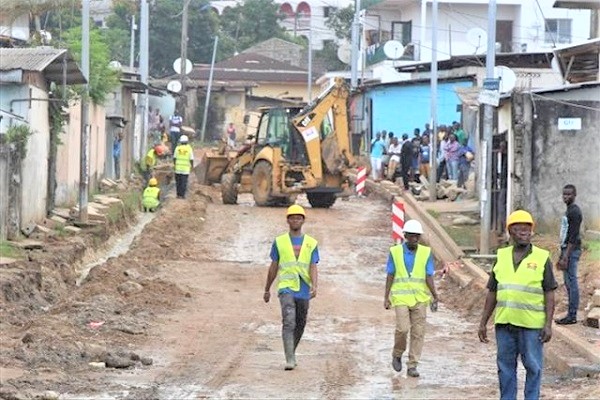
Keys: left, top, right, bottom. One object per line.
{"left": 179, "top": 134, "right": 189, "bottom": 143}
{"left": 403, "top": 219, "right": 424, "bottom": 235}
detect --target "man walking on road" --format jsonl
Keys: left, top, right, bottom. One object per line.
{"left": 555, "top": 184, "right": 583, "bottom": 325}
{"left": 263, "top": 205, "right": 319, "bottom": 371}
{"left": 384, "top": 219, "right": 439, "bottom": 378}
{"left": 479, "top": 210, "right": 557, "bottom": 400}
{"left": 173, "top": 135, "right": 193, "bottom": 199}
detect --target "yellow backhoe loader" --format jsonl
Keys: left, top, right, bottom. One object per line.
{"left": 196, "top": 77, "right": 355, "bottom": 208}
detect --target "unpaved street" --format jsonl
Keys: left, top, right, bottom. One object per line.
{"left": 2, "top": 183, "right": 599, "bottom": 400}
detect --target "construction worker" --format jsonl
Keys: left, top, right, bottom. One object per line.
{"left": 140, "top": 144, "right": 166, "bottom": 184}
{"left": 263, "top": 205, "right": 319, "bottom": 371}
{"left": 384, "top": 219, "right": 438, "bottom": 378}
{"left": 478, "top": 210, "right": 557, "bottom": 400}
{"left": 173, "top": 134, "right": 193, "bottom": 199}
{"left": 142, "top": 178, "right": 160, "bottom": 212}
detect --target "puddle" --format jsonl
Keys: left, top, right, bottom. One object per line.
{"left": 76, "top": 212, "right": 157, "bottom": 285}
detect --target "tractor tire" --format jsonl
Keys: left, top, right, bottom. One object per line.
{"left": 221, "top": 173, "right": 239, "bottom": 205}
{"left": 252, "top": 161, "right": 274, "bottom": 207}
{"left": 307, "top": 192, "right": 337, "bottom": 208}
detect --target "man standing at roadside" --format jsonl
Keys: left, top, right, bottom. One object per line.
{"left": 384, "top": 219, "right": 439, "bottom": 378}
{"left": 479, "top": 210, "right": 556, "bottom": 400}
{"left": 173, "top": 135, "right": 193, "bottom": 199}
{"left": 264, "top": 205, "right": 319, "bottom": 371}
{"left": 555, "top": 184, "right": 583, "bottom": 325}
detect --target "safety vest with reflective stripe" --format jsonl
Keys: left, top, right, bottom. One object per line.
{"left": 174, "top": 144, "right": 193, "bottom": 174}
{"left": 142, "top": 186, "right": 160, "bottom": 209}
{"left": 390, "top": 244, "right": 432, "bottom": 307}
{"left": 494, "top": 245, "right": 549, "bottom": 329}
{"left": 141, "top": 149, "right": 156, "bottom": 171}
{"left": 275, "top": 233, "right": 317, "bottom": 292}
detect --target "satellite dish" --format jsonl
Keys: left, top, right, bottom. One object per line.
{"left": 337, "top": 43, "right": 352, "bottom": 65}
{"left": 383, "top": 40, "right": 405, "bottom": 60}
{"left": 108, "top": 60, "right": 122, "bottom": 70}
{"left": 493, "top": 66, "right": 517, "bottom": 93}
{"left": 167, "top": 80, "right": 182, "bottom": 93}
{"left": 466, "top": 28, "right": 488, "bottom": 52}
{"left": 173, "top": 58, "right": 193, "bottom": 75}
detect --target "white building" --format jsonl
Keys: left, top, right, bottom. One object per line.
{"left": 363, "top": 0, "right": 593, "bottom": 67}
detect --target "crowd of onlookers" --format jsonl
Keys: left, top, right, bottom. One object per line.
{"left": 369, "top": 122, "right": 474, "bottom": 191}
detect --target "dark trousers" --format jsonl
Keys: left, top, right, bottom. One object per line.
{"left": 114, "top": 156, "right": 120, "bottom": 179}
{"left": 279, "top": 293, "right": 310, "bottom": 350}
{"left": 401, "top": 162, "right": 411, "bottom": 190}
{"left": 175, "top": 173, "right": 189, "bottom": 198}
{"left": 436, "top": 159, "right": 446, "bottom": 183}
{"left": 170, "top": 131, "right": 180, "bottom": 155}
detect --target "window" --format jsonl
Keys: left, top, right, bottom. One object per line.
{"left": 545, "top": 19, "right": 571, "bottom": 44}
{"left": 323, "top": 6, "right": 336, "bottom": 18}
{"left": 391, "top": 21, "right": 412, "bottom": 46}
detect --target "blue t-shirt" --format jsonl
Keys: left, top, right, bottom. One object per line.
{"left": 370, "top": 139, "right": 386, "bottom": 158}
{"left": 386, "top": 243, "right": 435, "bottom": 276}
{"left": 270, "top": 234, "right": 320, "bottom": 300}
{"left": 113, "top": 140, "right": 121, "bottom": 158}
{"left": 420, "top": 144, "right": 430, "bottom": 163}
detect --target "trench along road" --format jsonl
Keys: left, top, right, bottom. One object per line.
{"left": 77, "top": 185, "right": 598, "bottom": 399}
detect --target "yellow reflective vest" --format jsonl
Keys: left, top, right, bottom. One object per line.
{"left": 174, "top": 144, "right": 193, "bottom": 174}
{"left": 142, "top": 186, "right": 160, "bottom": 209}
{"left": 141, "top": 149, "right": 156, "bottom": 171}
{"left": 390, "top": 244, "right": 432, "bottom": 307}
{"left": 494, "top": 245, "right": 549, "bottom": 329}
{"left": 275, "top": 233, "right": 317, "bottom": 292}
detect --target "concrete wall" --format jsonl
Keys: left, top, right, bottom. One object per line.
{"left": 55, "top": 102, "right": 107, "bottom": 206}
{"left": 514, "top": 88, "right": 600, "bottom": 230}
{"left": 250, "top": 82, "right": 308, "bottom": 102}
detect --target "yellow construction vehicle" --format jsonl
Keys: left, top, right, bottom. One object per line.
{"left": 197, "top": 77, "right": 355, "bottom": 208}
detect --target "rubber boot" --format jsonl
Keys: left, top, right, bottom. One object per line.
{"left": 283, "top": 335, "right": 296, "bottom": 370}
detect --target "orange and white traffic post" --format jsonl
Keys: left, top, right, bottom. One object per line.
{"left": 392, "top": 200, "right": 405, "bottom": 243}
{"left": 356, "top": 166, "right": 366, "bottom": 196}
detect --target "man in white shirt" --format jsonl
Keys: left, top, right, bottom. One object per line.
{"left": 387, "top": 136, "right": 403, "bottom": 181}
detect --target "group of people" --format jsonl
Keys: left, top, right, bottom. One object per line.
{"left": 369, "top": 121, "right": 474, "bottom": 190}
{"left": 264, "top": 184, "right": 583, "bottom": 400}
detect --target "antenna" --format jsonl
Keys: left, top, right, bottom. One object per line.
{"left": 493, "top": 66, "right": 517, "bottom": 93}
{"left": 173, "top": 57, "right": 192, "bottom": 75}
{"left": 466, "top": 28, "right": 488, "bottom": 54}
{"left": 337, "top": 43, "right": 352, "bottom": 65}
{"left": 167, "top": 80, "right": 182, "bottom": 93}
{"left": 383, "top": 40, "right": 405, "bottom": 60}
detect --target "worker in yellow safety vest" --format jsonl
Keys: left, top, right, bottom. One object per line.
{"left": 141, "top": 144, "right": 166, "bottom": 184}
{"left": 478, "top": 210, "right": 557, "bottom": 400}
{"left": 173, "top": 135, "right": 193, "bottom": 199}
{"left": 142, "top": 177, "right": 161, "bottom": 212}
{"left": 384, "top": 219, "right": 439, "bottom": 378}
{"left": 263, "top": 205, "right": 319, "bottom": 371}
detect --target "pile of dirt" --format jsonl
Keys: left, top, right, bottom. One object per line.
{"left": 0, "top": 185, "right": 211, "bottom": 399}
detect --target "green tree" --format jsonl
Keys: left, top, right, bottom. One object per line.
{"left": 103, "top": 0, "right": 138, "bottom": 65}
{"left": 326, "top": 5, "right": 354, "bottom": 41}
{"left": 60, "top": 26, "right": 120, "bottom": 104}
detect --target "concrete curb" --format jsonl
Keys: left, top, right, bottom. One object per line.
{"left": 356, "top": 174, "right": 600, "bottom": 371}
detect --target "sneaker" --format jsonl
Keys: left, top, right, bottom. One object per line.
{"left": 555, "top": 316, "right": 577, "bottom": 325}
{"left": 392, "top": 356, "right": 402, "bottom": 372}
{"left": 407, "top": 367, "right": 420, "bottom": 378}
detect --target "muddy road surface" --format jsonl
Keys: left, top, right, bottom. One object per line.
{"left": 2, "top": 185, "right": 598, "bottom": 399}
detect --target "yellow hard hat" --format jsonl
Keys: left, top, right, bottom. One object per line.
{"left": 148, "top": 178, "right": 158, "bottom": 187}
{"left": 506, "top": 210, "right": 534, "bottom": 229}
{"left": 286, "top": 204, "right": 306, "bottom": 218}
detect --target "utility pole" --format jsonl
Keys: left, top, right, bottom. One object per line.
{"left": 480, "top": 0, "right": 497, "bottom": 254}
{"left": 350, "top": 0, "right": 361, "bottom": 89}
{"left": 307, "top": 21, "right": 313, "bottom": 101}
{"left": 79, "top": 0, "right": 90, "bottom": 223}
{"left": 139, "top": 0, "right": 149, "bottom": 161}
{"left": 129, "top": 15, "right": 136, "bottom": 69}
{"left": 200, "top": 36, "right": 218, "bottom": 143}
{"left": 429, "top": 0, "right": 438, "bottom": 202}
{"left": 180, "top": 0, "right": 191, "bottom": 118}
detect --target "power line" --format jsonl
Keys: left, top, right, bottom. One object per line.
{"left": 531, "top": 92, "right": 600, "bottom": 112}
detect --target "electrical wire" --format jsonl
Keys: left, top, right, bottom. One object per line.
{"left": 531, "top": 92, "right": 600, "bottom": 112}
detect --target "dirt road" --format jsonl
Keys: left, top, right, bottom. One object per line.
{"left": 2, "top": 183, "right": 598, "bottom": 399}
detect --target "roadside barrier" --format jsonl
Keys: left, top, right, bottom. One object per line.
{"left": 392, "top": 200, "right": 405, "bottom": 243}
{"left": 356, "top": 166, "right": 366, "bottom": 196}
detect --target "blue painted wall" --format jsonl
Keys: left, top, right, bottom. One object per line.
{"left": 368, "top": 79, "right": 474, "bottom": 138}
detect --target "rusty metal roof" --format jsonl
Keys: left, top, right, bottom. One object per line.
{"left": 0, "top": 47, "right": 86, "bottom": 85}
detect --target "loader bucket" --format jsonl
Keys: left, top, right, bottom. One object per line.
{"left": 194, "top": 151, "right": 230, "bottom": 185}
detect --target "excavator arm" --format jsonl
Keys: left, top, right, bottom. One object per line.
{"left": 291, "top": 77, "right": 355, "bottom": 183}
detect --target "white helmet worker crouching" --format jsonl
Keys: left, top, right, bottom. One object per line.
{"left": 403, "top": 219, "right": 424, "bottom": 235}
{"left": 179, "top": 135, "right": 189, "bottom": 143}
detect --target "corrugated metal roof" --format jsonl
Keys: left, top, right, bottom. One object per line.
{"left": 0, "top": 47, "right": 86, "bottom": 84}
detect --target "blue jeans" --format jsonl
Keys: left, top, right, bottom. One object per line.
{"left": 446, "top": 159, "right": 459, "bottom": 180}
{"left": 561, "top": 248, "right": 581, "bottom": 319}
{"left": 495, "top": 325, "right": 543, "bottom": 400}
